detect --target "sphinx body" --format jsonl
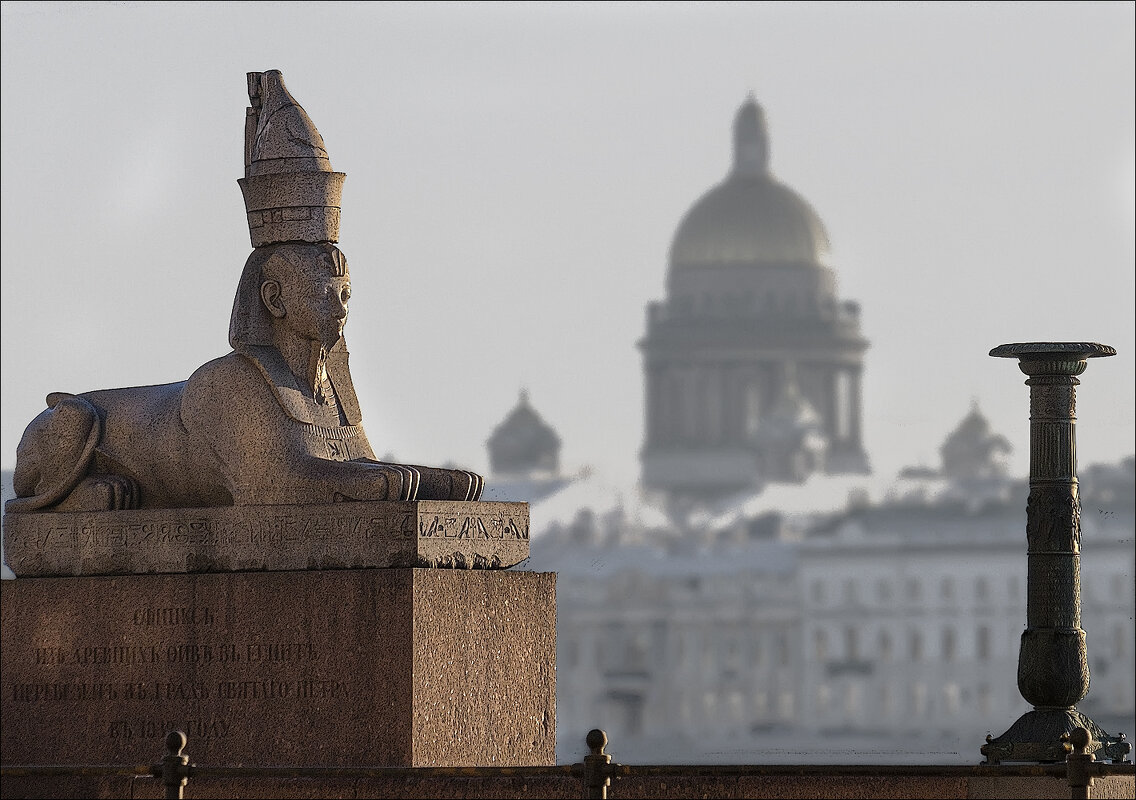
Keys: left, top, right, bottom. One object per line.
{"left": 7, "top": 71, "right": 482, "bottom": 515}
{"left": 8, "top": 243, "right": 482, "bottom": 513}
{"left": 8, "top": 351, "right": 481, "bottom": 513}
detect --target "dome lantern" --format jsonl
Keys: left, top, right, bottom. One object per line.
{"left": 733, "top": 93, "right": 769, "bottom": 177}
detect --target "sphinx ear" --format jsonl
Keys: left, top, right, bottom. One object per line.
{"left": 260, "top": 279, "right": 286, "bottom": 319}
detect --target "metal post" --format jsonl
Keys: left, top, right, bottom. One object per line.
{"left": 982, "top": 343, "right": 1130, "bottom": 764}
{"left": 1065, "top": 727, "right": 1095, "bottom": 800}
{"left": 583, "top": 729, "right": 613, "bottom": 800}
{"left": 151, "top": 730, "right": 191, "bottom": 800}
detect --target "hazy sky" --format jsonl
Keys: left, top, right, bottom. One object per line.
{"left": 2, "top": 1, "right": 1133, "bottom": 489}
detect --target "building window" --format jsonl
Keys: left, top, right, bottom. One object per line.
{"left": 906, "top": 578, "right": 922, "bottom": 603}
{"left": 811, "top": 580, "right": 826, "bottom": 604}
{"left": 816, "top": 683, "right": 832, "bottom": 712}
{"left": 835, "top": 370, "right": 852, "bottom": 441}
{"left": 563, "top": 639, "right": 578, "bottom": 668}
{"left": 910, "top": 631, "right": 924, "bottom": 662}
{"left": 940, "top": 577, "right": 954, "bottom": 601}
{"left": 912, "top": 682, "right": 928, "bottom": 716}
{"left": 704, "top": 371, "right": 722, "bottom": 442}
{"left": 779, "top": 691, "right": 795, "bottom": 719}
{"left": 942, "top": 627, "right": 957, "bottom": 662}
{"left": 814, "top": 629, "right": 828, "bottom": 660}
{"left": 680, "top": 693, "right": 692, "bottom": 724}
{"left": 977, "top": 626, "right": 991, "bottom": 661}
{"left": 975, "top": 577, "right": 989, "bottom": 602}
{"left": 681, "top": 372, "right": 698, "bottom": 440}
{"left": 728, "top": 691, "right": 744, "bottom": 723}
{"left": 744, "top": 380, "right": 762, "bottom": 437}
{"left": 978, "top": 684, "right": 992, "bottom": 716}
{"left": 844, "top": 627, "right": 859, "bottom": 661}
{"left": 606, "top": 691, "right": 645, "bottom": 736}
{"left": 876, "top": 579, "right": 892, "bottom": 603}
{"left": 943, "top": 682, "right": 960, "bottom": 715}
{"left": 878, "top": 630, "right": 893, "bottom": 662}
{"left": 843, "top": 579, "right": 859, "bottom": 605}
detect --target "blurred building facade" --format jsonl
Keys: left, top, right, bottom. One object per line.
{"left": 639, "top": 97, "right": 869, "bottom": 508}
{"left": 502, "top": 97, "right": 1134, "bottom": 764}
{"left": 533, "top": 429, "right": 1134, "bottom": 763}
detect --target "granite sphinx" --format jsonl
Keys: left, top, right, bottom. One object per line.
{"left": 7, "top": 70, "right": 482, "bottom": 513}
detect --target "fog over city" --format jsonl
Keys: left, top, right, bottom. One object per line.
{"left": 2, "top": 1, "right": 1133, "bottom": 492}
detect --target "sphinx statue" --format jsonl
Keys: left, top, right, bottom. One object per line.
{"left": 7, "top": 70, "right": 482, "bottom": 513}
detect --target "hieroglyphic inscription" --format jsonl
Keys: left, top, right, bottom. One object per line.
{"left": 419, "top": 514, "right": 529, "bottom": 540}
{"left": 27, "top": 513, "right": 417, "bottom": 552}
{"left": 6, "top": 501, "right": 530, "bottom": 576}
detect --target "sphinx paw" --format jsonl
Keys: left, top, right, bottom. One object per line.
{"left": 57, "top": 474, "right": 140, "bottom": 511}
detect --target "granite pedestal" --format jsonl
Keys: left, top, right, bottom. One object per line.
{"left": 1, "top": 501, "right": 554, "bottom": 770}
{"left": 1, "top": 566, "right": 555, "bottom": 768}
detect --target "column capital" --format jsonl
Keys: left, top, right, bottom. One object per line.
{"left": 990, "top": 342, "right": 1114, "bottom": 378}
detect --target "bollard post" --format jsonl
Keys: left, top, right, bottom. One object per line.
{"left": 583, "top": 729, "right": 613, "bottom": 800}
{"left": 151, "top": 730, "right": 191, "bottom": 800}
{"left": 1064, "top": 727, "right": 1095, "bottom": 800}
{"left": 982, "top": 343, "right": 1130, "bottom": 764}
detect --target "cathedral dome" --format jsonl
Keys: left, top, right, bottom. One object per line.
{"left": 669, "top": 97, "right": 830, "bottom": 269}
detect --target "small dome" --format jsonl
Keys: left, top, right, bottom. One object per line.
{"left": 487, "top": 390, "right": 561, "bottom": 477}
{"left": 669, "top": 97, "right": 830, "bottom": 269}
{"left": 940, "top": 402, "right": 1011, "bottom": 480}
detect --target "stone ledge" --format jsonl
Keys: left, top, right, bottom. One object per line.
{"left": 1, "top": 500, "right": 528, "bottom": 577}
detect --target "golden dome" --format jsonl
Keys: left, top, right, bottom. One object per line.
{"left": 669, "top": 97, "right": 830, "bottom": 269}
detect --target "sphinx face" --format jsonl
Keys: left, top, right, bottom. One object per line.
{"left": 277, "top": 257, "right": 352, "bottom": 349}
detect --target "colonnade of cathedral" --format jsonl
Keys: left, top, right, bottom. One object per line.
{"left": 644, "top": 360, "right": 862, "bottom": 450}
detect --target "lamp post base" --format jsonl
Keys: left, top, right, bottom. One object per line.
{"left": 981, "top": 707, "right": 1131, "bottom": 764}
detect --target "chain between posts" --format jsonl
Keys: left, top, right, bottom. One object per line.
{"left": 5, "top": 725, "right": 1122, "bottom": 799}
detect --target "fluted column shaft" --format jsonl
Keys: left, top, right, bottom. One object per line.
{"left": 1017, "top": 358, "right": 1087, "bottom": 708}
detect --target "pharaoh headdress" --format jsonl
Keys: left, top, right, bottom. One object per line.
{"left": 228, "top": 71, "right": 360, "bottom": 425}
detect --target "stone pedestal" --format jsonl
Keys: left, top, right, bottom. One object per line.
{"left": 0, "top": 567, "right": 556, "bottom": 768}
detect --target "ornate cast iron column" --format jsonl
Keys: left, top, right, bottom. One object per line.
{"left": 982, "top": 342, "right": 1130, "bottom": 764}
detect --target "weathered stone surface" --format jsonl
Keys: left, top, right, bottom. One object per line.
{"left": 0, "top": 568, "right": 555, "bottom": 768}
{"left": 2, "top": 500, "right": 528, "bottom": 577}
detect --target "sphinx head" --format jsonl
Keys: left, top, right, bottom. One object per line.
{"left": 230, "top": 243, "right": 351, "bottom": 352}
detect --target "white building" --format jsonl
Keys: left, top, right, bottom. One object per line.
{"left": 533, "top": 451, "right": 1134, "bottom": 764}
